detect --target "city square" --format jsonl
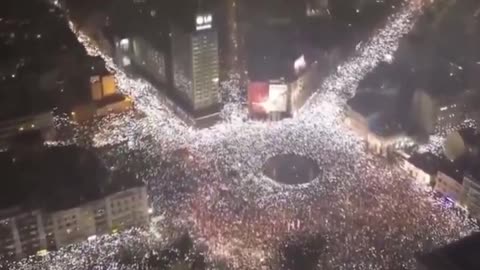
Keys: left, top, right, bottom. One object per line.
{"left": 2, "top": 0, "right": 479, "bottom": 269}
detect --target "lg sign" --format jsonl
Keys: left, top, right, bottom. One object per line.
{"left": 196, "top": 14, "right": 212, "bottom": 31}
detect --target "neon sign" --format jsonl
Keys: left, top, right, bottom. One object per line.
{"left": 196, "top": 14, "right": 212, "bottom": 31}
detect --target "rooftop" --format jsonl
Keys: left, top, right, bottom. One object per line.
{"left": 408, "top": 152, "right": 440, "bottom": 175}
{"left": 462, "top": 158, "right": 480, "bottom": 184}
{"left": 437, "top": 156, "right": 467, "bottom": 183}
{"left": 129, "top": 62, "right": 221, "bottom": 119}
{"left": 417, "top": 233, "right": 480, "bottom": 270}
{"left": 0, "top": 146, "right": 142, "bottom": 213}
{"left": 347, "top": 92, "right": 395, "bottom": 118}
{"left": 457, "top": 128, "right": 480, "bottom": 147}
{"left": 95, "top": 92, "right": 128, "bottom": 108}
{"left": 247, "top": 25, "right": 303, "bottom": 82}
{"left": 369, "top": 114, "right": 404, "bottom": 138}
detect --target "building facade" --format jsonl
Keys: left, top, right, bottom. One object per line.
{"left": 0, "top": 111, "right": 55, "bottom": 148}
{"left": 0, "top": 186, "right": 149, "bottom": 259}
{"left": 289, "top": 61, "right": 321, "bottom": 116}
{"left": 443, "top": 128, "right": 480, "bottom": 161}
{"left": 462, "top": 173, "right": 480, "bottom": 219}
{"left": 171, "top": 13, "right": 220, "bottom": 114}
{"left": 0, "top": 208, "right": 45, "bottom": 259}
{"left": 305, "top": 0, "right": 330, "bottom": 17}
{"left": 411, "top": 90, "right": 468, "bottom": 136}
{"left": 411, "top": 89, "right": 436, "bottom": 136}
{"left": 401, "top": 153, "right": 439, "bottom": 186}
{"left": 114, "top": 13, "right": 221, "bottom": 128}
{"left": 247, "top": 59, "right": 322, "bottom": 120}
{"left": 436, "top": 101, "right": 466, "bottom": 134}
{"left": 366, "top": 131, "right": 404, "bottom": 157}
{"left": 345, "top": 112, "right": 405, "bottom": 157}
{"left": 132, "top": 37, "right": 167, "bottom": 84}
{"left": 72, "top": 75, "right": 133, "bottom": 123}
{"left": 344, "top": 105, "right": 370, "bottom": 137}
{"left": 345, "top": 93, "right": 405, "bottom": 157}
{"left": 434, "top": 171, "right": 464, "bottom": 202}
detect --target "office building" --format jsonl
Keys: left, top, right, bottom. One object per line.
{"left": 411, "top": 90, "right": 468, "bottom": 137}
{"left": 462, "top": 172, "right": 480, "bottom": 220}
{"left": 113, "top": 7, "right": 221, "bottom": 127}
{"left": 434, "top": 160, "right": 465, "bottom": 203}
{"left": 246, "top": 24, "right": 321, "bottom": 120}
{"left": 401, "top": 152, "right": 439, "bottom": 186}
{"left": 410, "top": 89, "right": 436, "bottom": 136}
{"left": 365, "top": 120, "right": 405, "bottom": 157}
{"left": 115, "top": 36, "right": 168, "bottom": 85}
{"left": 91, "top": 75, "right": 118, "bottom": 101}
{"left": 0, "top": 147, "right": 149, "bottom": 259}
{"left": 246, "top": 59, "right": 320, "bottom": 121}
{"left": 345, "top": 92, "right": 396, "bottom": 136}
{"left": 345, "top": 93, "right": 405, "bottom": 157}
{"left": 305, "top": 0, "right": 330, "bottom": 17}
{"left": 289, "top": 60, "right": 322, "bottom": 116}
{"left": 245, "top": 0, "right": 304, "bottom": 26}
{"left": 171, "top": 12, "right": 221, "bottom": 126}
{"left": 42, "top": 185, "right": 148, "bottom": 249}
{"left": 71, "top": 74, "right": 133, "bottom": 122}
{"left": 443, "top": 128, "right": 480, "bottom": 161}
{"left": 0, "top": 186, "right": 148, "bottom": 259}
{"left": 436, "top": 98, "right": 466, "bottom": 135}
{"left": 345, "top": 95, "right": 384, "bottom": 138}
{"left": 0, "top": 111, "right": 55, "bottom": 148}
{"left": 0, "top": 208, "right": 45, "bottom": 259}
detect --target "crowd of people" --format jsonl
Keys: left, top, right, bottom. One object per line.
{"left": 5, "top": 0, "right": 479, "bottom": 269}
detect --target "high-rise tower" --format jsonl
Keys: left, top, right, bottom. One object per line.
{"left": 171, "top": 7, "right": 220, "bottom": 126}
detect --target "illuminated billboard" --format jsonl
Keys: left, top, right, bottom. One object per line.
{"left": 266, "top": 83, "right": 288, "bottom": 112}
{"left": 101, "top": 75, "right": 117, "bottom": 97}
{"left": 90, "top": 76, "right": 103, "bottom": 101}
{"left": 196, "top": 14, "right": 213, "bottom": 31}
{"left": 248, "top": 82, "right": 269, "bottom": 115}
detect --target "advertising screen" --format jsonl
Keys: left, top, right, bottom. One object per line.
{"left": 267, "top": 83, "right": 288, "bottom": 112}
{"left": 248, "top": 82, "right": 269, "bottom": 115}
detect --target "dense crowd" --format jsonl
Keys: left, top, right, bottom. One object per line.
{"left": 5, "top": 1, "right": 479, "bottom": 269}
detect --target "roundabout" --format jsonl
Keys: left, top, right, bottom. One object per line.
{"left": 262, "top": 154, "right": 320, "bottom": 185}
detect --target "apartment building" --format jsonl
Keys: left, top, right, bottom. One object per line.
{"left": 0, "top": 147, "right": 149, "bottom": 259}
